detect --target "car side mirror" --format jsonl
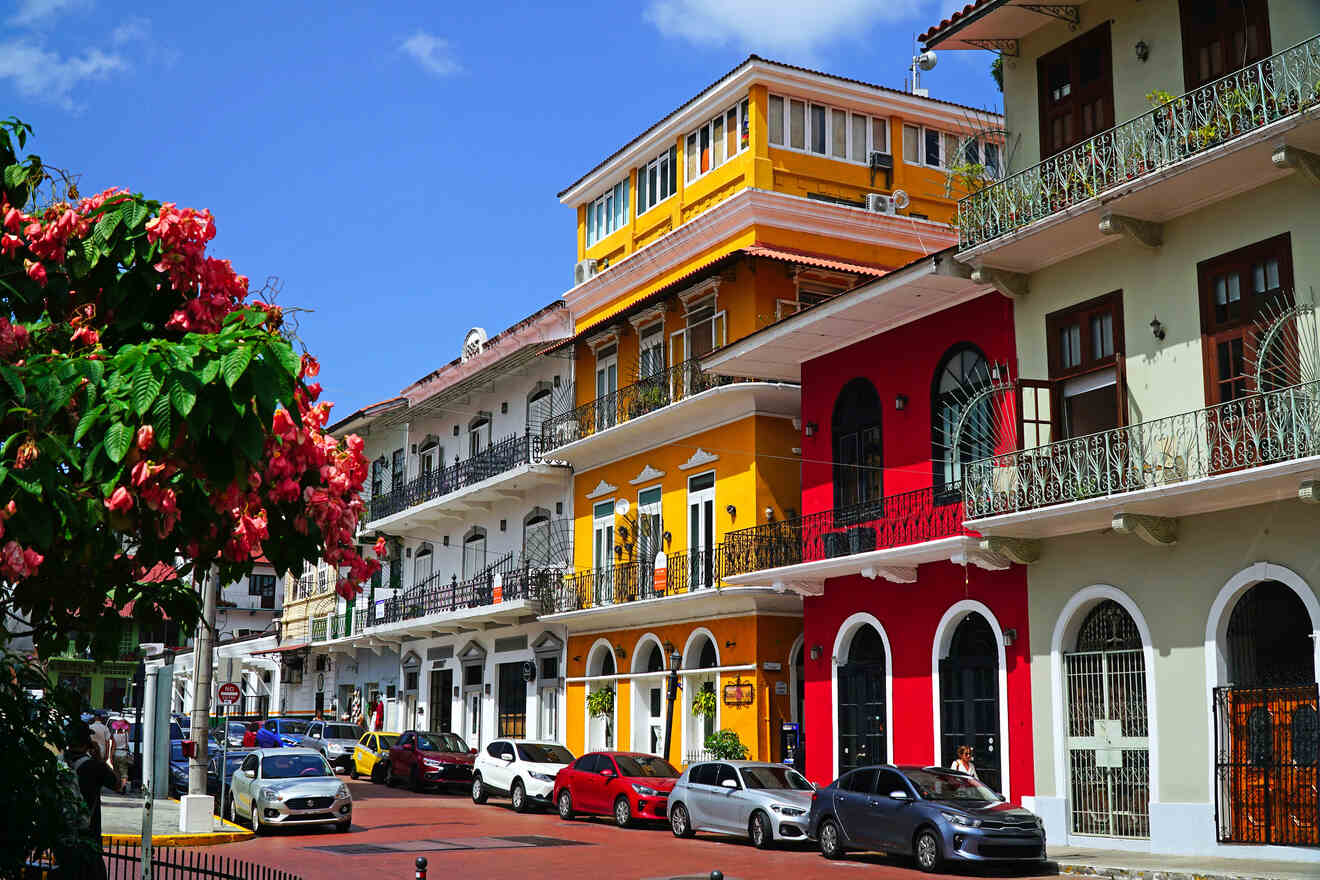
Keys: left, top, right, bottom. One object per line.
{"left": 889, "top": 790, "right": 911, "bottom": 800}
{"left": 600, "top": 769, "right": 615, "bottom": 777}
{"left": 469, "top": 749, "right": 477, "bottom": 755}
{"left": 720, "top": 778, "right": 738, "bottom": 789}
{"left": 501, "top": 753, "right": 514, "bottom": 762}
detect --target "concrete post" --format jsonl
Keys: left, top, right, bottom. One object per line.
{"left": 180, "top": 569, "right": 219, "bottom": 831}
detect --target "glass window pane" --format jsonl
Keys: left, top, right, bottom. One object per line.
{"left": 925, "top": 128, "right": 941, "bottom": 166}
{"left": 739, "top": 99, "right": 749, "bottom": 150}
{"left": 768, "top": 95, "right": 784, "bottom": 145}
{"left": 945, "top": 133, "right": 960, "bottom": 164}
{"left": 712, "top": 114, "right": 725, "bottom": 167}
{"left": 810, "top": 105, "right": 827, "bottom": 154}
{"left": 726, "top": 108, "right": 738, "bottom": 158}
{"left": 686, "top": 133, "right": 697, "bottom": 180}
{"left": 1215, "top": 276, "right": 1227, "bottom": 306}
{"left": 851, "top": 115, "right": 868, "bottom": 162}
{"left": 585, "top": 202, "right": 594, "bottom": 246}
{"left": 789, "top": 100, "right": 806, "bottom": 150}
{"left": 831, "top": 108, "right": 847, "bottom": 159}
{"left": 984, "top": 142, "right": 1000, "bottom": 176}
{"left": 903, "top": 124, "right": 919, "bottom": 162}
{"left": 872, "top": 117, "right": 888, "bottom": 153}
{"left": 1227, "top": 274, "right": 1241, "bottom": 303}
{"left": 648, "top": 165, "right": 658, "bottom": 209}
{"left": 700, "top": 125, "right": 711, "bottom": 173}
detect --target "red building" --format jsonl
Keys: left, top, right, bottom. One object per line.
{"left": 709, "top": 250, "right": 1035, "bottom": 804}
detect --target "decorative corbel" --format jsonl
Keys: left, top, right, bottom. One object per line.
{"left": 1272, "top": 145, "right": 1320, "bottom": 186}
{"left": 1099, "top": 213, "right": 1163, "bottom": 248}
{"left": 861, "top": 566, "right": 917, "bottom": 584}
{"left": 1111, "top": 513, "right": 1178, "bottom": 546}
{"left": 978, "top": 536, "right": 1041, "bottom": 565}
{"left": 951, "top": 548, "right": 1011, "bottom": 571}
{"left": 971, "top": 265, "right": 1029, "bottom": 299}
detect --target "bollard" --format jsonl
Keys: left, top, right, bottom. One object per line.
{"left": 415, "top": 856, "right": 428, "bottom": 880}
{"left": 709, "top": 873, "right": 723, "bottom": 880}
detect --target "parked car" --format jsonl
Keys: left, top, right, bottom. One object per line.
{"left": 224, "top": 747, "right": 352, "bottom": 834}
{"left": 304, "top": 721, "right": 365, "bottom": 773}
{"left": 349, "top": 731, "right": 400, "bottom": 782}
{"left": 261, "top": 717, "right": 311, "bottom": 746}
{"left": 667, "top": 760, "right": 815, "bottom": 849}
{"left": 167, "top": 740, "right": 189, "bottom": 798}
{"left": 806, "top": 765, "right": 1045, "bottom": 873}
{"left": 386, "top": 730, "right": 475, "bottom": 792}
{"left": 471, "top": 739, "right": 575, "bottom": 812}
{"left": 222, "top": 721, "right": 249, "bottom": 748}
{"left": 554, "top": 751, "right": 679, "bottom": 828}
{"left": 207, "top": 748, "right": 255, "bottom": 797}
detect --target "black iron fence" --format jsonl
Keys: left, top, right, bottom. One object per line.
{"left": 541, "top": 359, "right": 750, "bottom": 451}
{"left": 721, "top": 485, "right": 968, "bottom": 578}
{"left": 26, "top": 840, "right": 303, "bottom": 880}
{"left": 361, "top": 556, "right": 561, "bottom": 627}
{"left": 1213, "top": 683, "right": 1320, "bottom": 846}
{"left": 367, "top": 433, "right": 543, "bottom": 522}
{"left": 546, "top": 546, "right": 723, "bottom": 613}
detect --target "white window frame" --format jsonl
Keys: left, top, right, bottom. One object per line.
{"left": 584, "top": 178, "right": 630, "bottom": 248}
{"left": 684, "top": 98, "right": 750, "bottom": 185}
{"left": 638, "top": 321, "right": 665, "bottom": 378}
{"left": 766, "top": 92, "right": 889, "bottom": 166}
{"left": 636, "top": 146, "right": 678, "bottom": 218}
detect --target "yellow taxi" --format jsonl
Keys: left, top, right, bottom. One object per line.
{"left": 350, "top": 731, "right": 401, "bottom": 782}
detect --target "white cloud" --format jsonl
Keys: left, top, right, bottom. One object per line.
{"left": 0, "top": 40, "right": 125, "bottom": 110}
{"left": 643, "top": 0, "right": 933, "bottom": 56}
{"left": 10, "top": 0, "right": 86, "bottom": 27}
{"left": 110, "top": 17, "right": 150, "bottom": 45}
{"left": 400, "top": 31, "right": 460, "bottom": 77}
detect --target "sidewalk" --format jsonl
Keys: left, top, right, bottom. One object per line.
{"left": 102, "top": 791, "right": 252, "bottom": 846}
{"left": 1052, "top": 845, "right": 1320, "bottom": 880}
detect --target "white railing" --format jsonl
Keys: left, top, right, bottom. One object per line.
{"left": 958, "top": 34, "right": 1320, "bottom": 250}
{"left": 964, "top": 380, "right": 1320, "bottom": 518}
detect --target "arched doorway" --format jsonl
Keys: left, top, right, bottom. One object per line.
{"left": 1216, "top": 580, "right": 1318, "bottom": 846}
{"left": 939, "top": 613, "right": 1002, "bottom": 792}
{"left": 1064, "top": 599, "right": 1150, "bottom": 839}
{"left": 631, "top": 638, "right": 666, "bottom": 754}
{"left": 586, "top": 642, "right": 616, "bottom": 751}
{"left": 838, "top": 623, "right": 887, "bottom": 773}
{"left": 683, "top": 631, "right": 719, "bottom": 764}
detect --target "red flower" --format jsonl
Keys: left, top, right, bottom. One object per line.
{"left": 136, "top": 425, "right": 155, "bottom": 451}
{"left": 105, "top": 486, "right": 134, "bottom": 513}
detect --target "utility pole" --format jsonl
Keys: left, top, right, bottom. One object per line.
{"left": 188, "top": 569, "right": 219, "bottom": 794}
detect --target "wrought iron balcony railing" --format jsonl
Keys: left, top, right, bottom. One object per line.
{"left": 958, "top": 34, "right": 1320, "bottom": 251}
{"left": 964, "top": 380, "right": 1320, "bottom": 519}
{"left": 721, "top": 486, "right": 968, "bottom": 578}
{"left": 545, "top": 546, "right": 723, "bottom": 614}
{"left": 367, "top": 433, "right": 543, "bottom": 522}
{"left": 360, "top": 555, "right": 561, "bottom": 627}
{"left": 541, "top": 359, "right": 751, "bottom": 452}
{"left": 310, "top": 616, "right": 327, "bottom": 642}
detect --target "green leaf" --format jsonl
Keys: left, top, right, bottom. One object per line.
{"left": 271, "top": 341, "right": 301, "bottom": 378}
{"left": 152, "top": 392, "right": 172, "bottom": 450}
{"left": 199, "top": 359, "right": 220, "bottom": 386}
{"left": 104, "top": 422, "right": 133, "bottom": 464}
{"left": 0, "top": 365, "right": 24, "bottom": 399}
{"left": 234, "top": 415, "right": 264, "bottom": 465}
{"left": 79, "top": 357, "right": 104, "bottom": 386}
{"left": 221, "top": 344, "right": 254, "bottom": 389}
{"left": 169, "top": 377, "right": 197, "bottom": 418}
{"left": 131, "top": 365, "right": 162, "bottom": 416}
{"left": 73, "top": 404, "right": 106, "bottom": 444}
{"left": 127, "top": 199, "right": 149, "bottom": 229}
{"left": 3, "top": 163, "right": 25, "bottom": 191}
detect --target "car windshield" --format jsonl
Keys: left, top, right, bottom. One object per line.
{"left": 275, "top": 720, "right": 309, "bottom": 735}
{"left": 904, "top": 768, "right": 999, "bottom": 803}
{"left": 740, "top": 766, "right": 813, "bottom": 791}
{"left": 228, "top": 723, "right": 247, "bottom": 735}
{"left": 169, "top": 742, "right": 185, "bottom": 762}
{"left": 614, "top": 756, "right": 679, "bottom": 778}
{"left": 516, "top": 743, "right": 574, "bottom": 764}
{"left": 323, "top": 724, "right": 362, "bottom": 740}
{"left": 417, "top": 732, "right": 467, "bottom": 753}
{"left": 375, "top": 735, "right": 398, "bottom": 749}
{"left": 261, "top": 754, "right": 331, "bottom": 779}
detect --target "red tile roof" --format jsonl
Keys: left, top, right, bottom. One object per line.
{"left": 741, "top": 246, "right": 889, "bottom": 277}
{"left": 919, "top": 0, "right": 1005, "bottom": 45}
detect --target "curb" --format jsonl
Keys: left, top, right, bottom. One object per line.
{"left": 1058, "top": 861, "right": 1290, "bottom": 880}
{"left": 103, "top": 820, "right": 254, "bottom": 848}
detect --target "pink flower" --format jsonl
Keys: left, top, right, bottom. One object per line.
{"left": 105, "top": 486, "right": 134, "bottom": 513}
{"left": 24, "top": 260, "right": 46, "bottom": 286}
{"left": 136, "top": 425, "right": 154, "bottom": 451}
{"left": 71, "top": 326, "right": 99, "bottom": 347}
{"left": 373, "top": 536, "right": 387, "bottom": 558}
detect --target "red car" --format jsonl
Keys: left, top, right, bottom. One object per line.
{"left": 385, "top": 730, "right": 475, "bottom": 792}
{"left": 553, "top": 751, "right": 680, "bottom": 827}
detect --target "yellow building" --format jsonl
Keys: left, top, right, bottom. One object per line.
{"left": 539, "top": 56, "right": 998, "bottom": 767}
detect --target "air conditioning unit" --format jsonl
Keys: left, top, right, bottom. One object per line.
{"left": 868, "top": 151, "right": 893, "bottom": 171}
{"left": 573, "top": 258, "right": 599, "bottom": 286}
{"left": 866, "top": 193, "right": 897, "bottom": 215}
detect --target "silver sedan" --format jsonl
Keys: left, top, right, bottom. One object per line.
{"left": 226, "top": 747, "right": 352, "bottom": 834}
{"left": 668, "top": 761, "right": 815, "bottom": 849}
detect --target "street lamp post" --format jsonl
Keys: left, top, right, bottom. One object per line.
{"left": 662, "top": 651, "right": 682, "bottom": 765}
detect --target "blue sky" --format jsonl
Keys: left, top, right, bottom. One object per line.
{"left": 1, "top": 0, "right": 998, "bottom": 416}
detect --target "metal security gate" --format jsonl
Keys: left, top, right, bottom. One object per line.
{"left": 1064, "top": 648, "right": 1150, "bottom": 837}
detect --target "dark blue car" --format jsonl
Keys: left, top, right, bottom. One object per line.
{"left": 207, "top": 748, "right": 254, "bottom": 797}
{"left": 807, "top": 765, "right": 1045, "bottom": 873}
{"left": 167, "top": 740, "right": 189, "bottom": 797}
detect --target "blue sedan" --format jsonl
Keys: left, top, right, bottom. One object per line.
{"left": 807, "top": 765, "right": 1045, "bottom": 873}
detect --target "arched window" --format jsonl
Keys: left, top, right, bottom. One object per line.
{"left": 832, "top": 378, "right": 883, "bottom": 513}
{"left": 644, "top": 643, "right": 664, "bottom": 673}
{"left": 413, "top": 543, "right": 434, "bottom": 586}
{"left": 1075, "top": 599, "right": 1143, "bottom": 651}
{"left": 931, "top": 344, "right": 991, "bottom": 492}
{"left": 523, "top": 509, "right": 551, "bottom": 568}
{"left": 1226, "top": 581, "right": 1314, "bottom": 687}
{"left": 462, "top": 528, "right": 487, "bottom": 580}
{"left": 527, "top": 385, "right": 554, "bottom": 436}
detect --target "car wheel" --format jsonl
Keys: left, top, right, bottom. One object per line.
{"left": 750, "top": 811, "right": 773, "bottom": 849}
{"left": 349, "top": 764, "right": 359, "bottom": 780}
{"left": 819, "top": 818, "right": 844, "bottom": 860}
{"left": 511, "top": 780, "right": 528, "bottom": 813}
{"left": 613, "top": 796, "right": 633, "bottom": 828}
{"left": 252, "top": 807, "right": 266, "bottom": 836}
{"left": 471, "top": 773, "right": 488, "bottom": 804}
{"left": 669, "top": 802, "right": 694, "bottom": 838}
{"left": 557, "top": 789, "right": 574, "bottom": 820}
{"left": 224, "top": 793, "right": 241, "bottom": 828}
{"left": 371, "top": 762, "right": 386, "bottom": 785}
{"left": 335, "top": 818, "right": 351, "bottom": 833}
{"left": 914, "top": 829, "right": 943, "bottom": 873}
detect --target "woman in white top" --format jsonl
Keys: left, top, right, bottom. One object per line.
{"left": 950, "top": 744, "right": 977, "bottom": 777}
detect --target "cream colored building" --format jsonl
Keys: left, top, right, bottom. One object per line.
{"left": 924, "top": 0, "right": 1320, "bottom": 864}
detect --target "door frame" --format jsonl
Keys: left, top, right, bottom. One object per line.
{"left": 930, "top": 600, "right": 1011, "bottom": 800}
{"left": 686, "top": 470, "right": 716, "bottom": 589}
{"left": 830, "top": 612, "right": 893, "bottom": 781}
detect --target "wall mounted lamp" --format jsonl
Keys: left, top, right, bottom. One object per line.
{"left": 1005, "top": 628, "right": 1018, "bottom": 647}
{"left": 1134, "top": 40, "right": 1149, "bottom": 62}
{"left": 725, "top": 640, "right": 736, "bottom": 649}
{"left": 452, "top": 686, "right": 460, "bottom": 699}
{"left": 662, "top": 640, "right": 675, "bottom": 655}
{"left": 809, "top": 644, "right": 823, "bottom": 661}
{"left": 484, "top": 683, "right": 491, "bottom": 696}
{"left": 614, "top": 644, "right": 627, "bottom": 659}
{"left": 663, "top": 530, "right": 672, "bottom": 545}
{"left": 1150, "top": 315, "right": 1166, "bottom": 341}
{"left": 764, "top": 507, "right": 774, "bottom": 521}
{"left": 725, "top": 504, "right": 737, "bottom": 519}
{"left": 895, "top": 394, "right": 908, "bottom": 411}
{"left": 804, "top": 422, "right": 817, "bottom": 437}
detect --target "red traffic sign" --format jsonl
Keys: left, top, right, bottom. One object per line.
{"left": 217, "top": 682, "right": 241, "bottom": 704}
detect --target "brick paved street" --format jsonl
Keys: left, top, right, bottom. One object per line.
{"left": 189, "top": 778, "right": 1055, "bottom": 880}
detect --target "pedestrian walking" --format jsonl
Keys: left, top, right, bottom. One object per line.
{"left": 62, "top": 720, "right": 122, "bottom": 879}
{"left": 88, "top": 711, "right": 112, "bottom": 764}
{"left": 950, "top": 744, "right": 977, "bottom": 777}
{"left": 241, "top": 721, "right": 258, "bottom": 748}
{"left": 109, "top": 718, "right": 131, "bottom": 784}
{"left": 371, "top": 699, "right": 384, "bottom": 732}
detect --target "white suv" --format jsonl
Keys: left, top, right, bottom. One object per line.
{"left": 471, "top": 739, "right": 575, "bottom": 812}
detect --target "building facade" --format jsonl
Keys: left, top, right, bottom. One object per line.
{"left": 544, "top": 57, "right": 1002, "bottom": 768}
{"left": 923, "top": 0, "right": 1320, "bottom": 862}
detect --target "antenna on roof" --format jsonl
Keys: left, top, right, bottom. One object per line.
{"left": 910, "top": 33, "right": 936, "bottom": 97}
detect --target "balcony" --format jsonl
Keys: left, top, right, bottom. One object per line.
{"left": 310, "top": 612, "right": 354, "bottom": 643}
{"left": 963, "top": 380, "right": 1320, "bottom": 539}
{"left": 365, "top": 433, "right": 562, "bottom": 533}
{"left": 541, "top": 359, "right": 799, "bottom": 467}
{"left": 959, "top": 34, "right": 1320, "bottom": 271}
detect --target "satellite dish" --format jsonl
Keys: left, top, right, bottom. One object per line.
{"left": 614, "top": 498, "right": 631, "bottom": 517}
{"left": 917, "top": 50, "right": 938, "bottom": 71}
{"left": 892, "top": 190, "right": 911, "bottom": 210}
